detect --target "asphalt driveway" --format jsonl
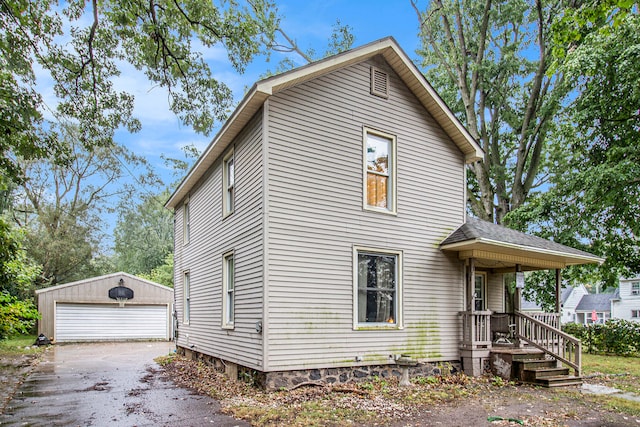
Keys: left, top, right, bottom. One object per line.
{"left": 0, "top": 341, "right": 249, "bottom": 426}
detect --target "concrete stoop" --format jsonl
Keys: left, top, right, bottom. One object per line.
{"left": 491, "top": 349, "right": 582, "bottom": 388}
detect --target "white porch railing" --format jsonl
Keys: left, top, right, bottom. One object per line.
{"left": 515, "top": 310, "right": 582, "bottom": 376}
{"left": 460, "top": 311, "right": 492, "bottom": 349}
{"left": 527, "top": 312, "right": 560, "bottom": 330}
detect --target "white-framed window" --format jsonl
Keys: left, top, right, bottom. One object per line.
{"left": 353, "top": 246, "right": 402, "bottom": 329}
{"left": 223, "top": 148, "right": 235, "bottom": 217}
{"left": 183, "top": 200, "right": 190, "bottom": 245}
{"left": 183, "top": 271, "right": 190, "bottom": 325}
{"left": 631, "top": 309, "right": 640, "bottom": 319}
{"left": 363, "top": 128, "right": 397, "bottom": 214}
{"left": 222, "top": 251, "right": 235, "bottom": 328}
{"left": 632, "top": 282, "right": 640, "bottom": 296}
{"left": 474, "top": 272, "right": 487, "bottom": 312}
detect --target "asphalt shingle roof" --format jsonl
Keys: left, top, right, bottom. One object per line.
{"left": 440, "top": 217, "right": 598, "bottom": 258}
{"left": 575, "top": 293, "right": 614, "bottom": 312}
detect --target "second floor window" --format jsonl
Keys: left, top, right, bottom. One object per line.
{"left": 364, "top": 129, "right": 396, "bottom": 214}
{"left": 183, "top": 201, "right": 190, "bottom": 245}
{"left": 223, "top": 149, "right": 235, "bottom": 216}
{"left": 632, "top": 282, "right": 640, "bottom": 296}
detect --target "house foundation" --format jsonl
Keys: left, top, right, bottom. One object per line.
{"left": 177, "top": 346, "right": 461, "bottom": 390}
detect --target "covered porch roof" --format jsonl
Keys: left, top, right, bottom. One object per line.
{"left": 440, "top": 218, "right": 604, "bottom": 271}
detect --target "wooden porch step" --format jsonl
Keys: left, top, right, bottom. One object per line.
{"left": 522, "top": 367, "right": 570, "bottom": 383}
{"left": 513, "top": 357, "right": 582, "bottom": 388}
{"left": 534, "top": 375, "right": 583, "bottom": 388}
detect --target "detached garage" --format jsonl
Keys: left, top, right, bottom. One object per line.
{"left": 36, "top": 272, "right": 174, "bottom": 342}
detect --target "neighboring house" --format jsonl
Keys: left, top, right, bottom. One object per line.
{"left": 575, "top": 293, "right": 615, "bottom": 325}
{"left": 166, "top": 38, "right": 602, "bottom": 388}
{"left": 611, "top": 277, "right": 640, "bottom": 322}
{"left": 520, "top": 284, "right": 588, "bottom": 324}
{"left": 36, "top": 272, "right": 174, "bottom": 342}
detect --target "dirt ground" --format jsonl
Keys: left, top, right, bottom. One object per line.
{"left": 3, "top": 349, "right": 639, "bottom": 426}
{"left": 159, "top": 354, "right": 640, "bottom": 427}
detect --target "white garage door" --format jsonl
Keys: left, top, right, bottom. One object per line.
{"left": 55, "top": 303, "right": 168, "bottom": 342}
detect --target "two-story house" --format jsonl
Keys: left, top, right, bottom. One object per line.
{"left": 611, "top": 277, "right": 640, "bottom": 322}
{"left": 166, "top": 38, "right": 602, "bottom": 389}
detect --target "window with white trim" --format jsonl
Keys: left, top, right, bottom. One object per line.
{"left": 222, "top": 251, "right": 235, "bottom": 328}
{"left": 183, "top": 200, "right": 190, "bottom": 245}
{"left": 223, "top": 149, "right": 235, "bottom": 216}
{"left": 364, "top": 129, "right": 397, "bottom": 214}
{"left": 632, "top": 282, "right": 640, "bottom": 296}
{"left": 354, "top": 247, "right": 402, "bottom": 327}
{"left": 183, "top": 272, "right": 190, "bottom": 324}
{"left": 631, "top": 309, "right": 639, "bottom": 319}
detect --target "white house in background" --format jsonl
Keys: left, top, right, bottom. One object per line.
{"left": 575, "top": 293, "right": 616, "bottom": 324}
{"left": 520, "top": 284, "right": 588, "bottom": 324}
{"left": 611, "top": 277, "right": 640, "bottom": 322}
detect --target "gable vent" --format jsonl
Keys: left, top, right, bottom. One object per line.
{"left": 370, "top": 66, "right": 389, "bottom": 99}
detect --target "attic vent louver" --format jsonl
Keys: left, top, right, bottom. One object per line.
{"left": 370, "top": 66, "right": 389, "bottom": 99}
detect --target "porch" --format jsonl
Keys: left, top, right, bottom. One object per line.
{"left": 440, "top": 218, "right": 603, "bottom": 385}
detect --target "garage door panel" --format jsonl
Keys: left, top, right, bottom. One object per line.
{"left": 56, "top": 304, "right": 168, "bottom": 342}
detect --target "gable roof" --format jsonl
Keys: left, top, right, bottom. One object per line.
{"left": 575, "top": 293, "right": 614, "bottom": 312}
{"left": 440, "top": 218, "right": 604, "bottom": 270}
{"left": 35, "top": 272, "right": 172, "bottom": 294}
{"left": 166, "top": 37, "right": 483, "bottom": 209}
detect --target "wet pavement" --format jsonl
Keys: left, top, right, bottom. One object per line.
{"left": 0, "top": 341, "right": 249, "bottom": 426}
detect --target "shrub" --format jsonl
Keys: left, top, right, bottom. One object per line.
{"left": 563, "top": 319, "right": 640, "bottom": 356}
{"left": 0, "top": 291, "right": 40, "bottom": 340}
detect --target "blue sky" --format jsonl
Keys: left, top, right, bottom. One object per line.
{"left": 114, "top": 0, "right": 424, "bottom": 188}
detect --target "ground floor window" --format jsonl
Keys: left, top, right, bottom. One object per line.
{"left": 354, "top": 247, "right": 402, "bottom": 328}
{"left": 632, "top": 309, "right": 639, "bottom": 319}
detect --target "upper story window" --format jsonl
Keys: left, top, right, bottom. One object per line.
{"left": 223, "top": 149, "right": 235, "bottom": 217}
{"left": 364, "top": 128, "right": 397, "bottom": 214}
{"left": 632, "top": 282, "right": 640, "bottom": 296}
{"left": 183, "top": 271, "right": 190, "bottom": 324}
{"left": 222, "top": 251, "right": 235, "bottom": 329}
{"left": 354, "top": 247, "right": 402, "bottom": 329}
{"left": 183, "top": 200, "right": 190, "bottom": 245}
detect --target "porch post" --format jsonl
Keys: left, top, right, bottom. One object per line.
{"left": 468, "top": 258, "right": 475, "bottom": 312}
{"left": 514, "top": 264, "right": 522, "bottom": 347}
{"left": 555, "top": 269, "right": 562, "bottom": 315}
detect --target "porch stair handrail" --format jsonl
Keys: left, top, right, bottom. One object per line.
{"left": 515, "top": 310, "right": 581, "bottom": 377}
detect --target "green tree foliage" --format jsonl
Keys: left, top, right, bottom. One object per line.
{"left": 514, "top": 1, "right": 640, "bottom": 285}
{"left": 0, "top": 291, "right": 40, "bottom": 340}
{"left": 139, "top": 253, "right": 174, "bottom": 288}
{"left": 1, "top": 0, "right": 279, "bottom": 183}
{"left": 11, "top": 127, "right": 152, "bottom": 285}
{"left": 114, "top": 190, "right": 173, "bottom": 277}
{"left": 413, "top": 0, "right": 567, "bottom": 224}
{"left": 0, "top": 218, "right": 41, "bottom": 299}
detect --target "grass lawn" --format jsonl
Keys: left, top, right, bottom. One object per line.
{"left": 582, "top": 353, "right": 640, "bottom": 393}
{"left": 579, "top": 353, "right": 640, "bottom": 417}
{"left": 0, "top": 335, "right": 42, "bottom": 357}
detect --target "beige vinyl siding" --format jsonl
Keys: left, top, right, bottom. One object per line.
{"left": 486, "top": 273, "right": 505, "bottom": 313}
{"left": 265, "top": 56, "right": 465, "bottom": 371}
{"left": 174, "top": 111, "right": 264, "bottom": 370}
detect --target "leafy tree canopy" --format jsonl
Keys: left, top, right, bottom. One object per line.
{"left": 511, "top": 0, "right": 640, "bottom": 287}
{"left": 0, "top": 0, "right": 279, "bottom": 183}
